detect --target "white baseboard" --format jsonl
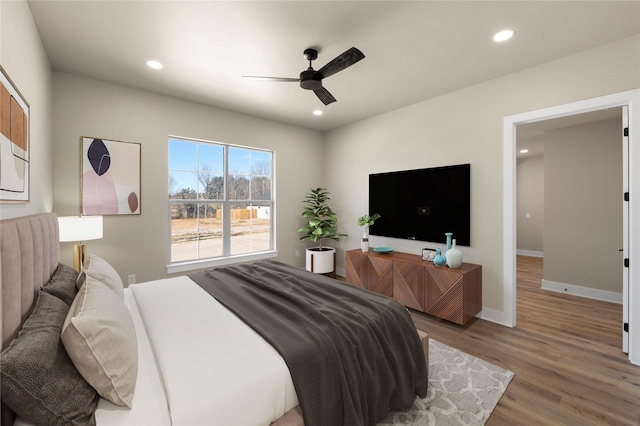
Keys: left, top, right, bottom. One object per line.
{"left": 477, "top": 307, "right": 515, "bottom": 327}
{"left": 516, "top": 249, "right": 544, "bottom": 258}
{"left": 541, "top": 279, "right": 622, "bottom": 304}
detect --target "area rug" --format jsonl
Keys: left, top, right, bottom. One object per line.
{"left": 378, "top": 339, "right": 514, "bottom": 426}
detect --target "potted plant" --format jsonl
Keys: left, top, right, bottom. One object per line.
{"left": 298, "top": 187, "right": 347, "bottom": 274}
{"left": 357, "top": 213, "right": 380, "bottom": 252}
{"left": 357, "top": 213, "right": 380, "bottom": 235}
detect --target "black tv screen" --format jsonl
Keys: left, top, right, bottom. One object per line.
{"left": 369, "top": 164, "right": 470, "bottom": 246}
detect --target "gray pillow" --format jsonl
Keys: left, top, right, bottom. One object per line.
{"left": 0, "top": 291, "right": 99, "bottom": 426}
{"left": 42, "top": 263, "right": 79, "bottom": 305}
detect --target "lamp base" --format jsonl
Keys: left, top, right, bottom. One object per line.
{"left": 73, "top": 243, "right": 87, "bottom": 272}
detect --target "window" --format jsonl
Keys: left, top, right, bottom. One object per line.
{"left": 168, "top": 136, "right": 275, "bottom": 273}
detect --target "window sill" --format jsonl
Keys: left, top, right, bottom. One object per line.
{"left": 166, "top": 250, "right": 279, "bottom": 275}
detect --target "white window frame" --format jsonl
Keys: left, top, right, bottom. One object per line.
{"left": 167, "top": 135, "right": 277, "bottom": 274}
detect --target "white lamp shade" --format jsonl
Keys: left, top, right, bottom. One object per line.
{"left": 58, "top": 216, "right": 103, "bottom": 242}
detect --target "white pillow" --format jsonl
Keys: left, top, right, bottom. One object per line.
{"left": 62, "top": 276, "right": 138, "bottom": 407}
{"left": 77, "top": 253, "right": 124, "bottom": 300}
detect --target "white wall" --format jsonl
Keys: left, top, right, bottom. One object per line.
{"left": 516, "top": 155, "right": 544, "bottom": 254}
{"left": 324, "top": 35, "right": 640, "bottom": 314}
{"left": 52, "top": 72, "right": 323, "bottom": 283}
{"left": 0, "top": 0, "right": 53, "bottom": 219}
{"left": 544, "top": 118, "right": 622, "bottom": 294}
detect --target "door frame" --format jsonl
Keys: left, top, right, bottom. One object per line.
{"left": 622, "top": 104, "right": 630, "bottom": 354}
{"left": 502, "top": 89, "right": 640, "bottom": 366}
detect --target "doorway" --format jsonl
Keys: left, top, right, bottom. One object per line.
{"left": 502, "top": 89, "right": 640, "bottom": 366}
{"left": 516, "top": 109, "right": 623, "bottom": 300}
{"left": 514, "top": 109, "right": 624, "bottom": 349}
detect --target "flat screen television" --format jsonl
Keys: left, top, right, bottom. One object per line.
{"left": 368, "top": 163, "right": 470, "bottom": 246}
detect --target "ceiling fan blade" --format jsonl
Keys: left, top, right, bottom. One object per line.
{"left": 314, "top": 87, "right": 336, "bottom": 105}
{"left": 242, "top": 76, "right": 299, "bottom": 82}
{"left": 317, "top": 47, "right": 365, "bottom": 79}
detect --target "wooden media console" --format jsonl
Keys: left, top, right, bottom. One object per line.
{"left": 345, "top": 249, "right": 482, "bottom": 325}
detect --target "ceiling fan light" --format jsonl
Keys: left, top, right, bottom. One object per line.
{"left": 493, "top": 29, "right": 515, "bottom": 42}
{"left": 299, "top": 69, "right": 322, "bottom": 90}
{"left": 242, "top": 46, "right": 364, "bottom": 105}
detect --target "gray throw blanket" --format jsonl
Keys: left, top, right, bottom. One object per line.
{"left": 189, "top": 260, "right": 427, "bottom": 426}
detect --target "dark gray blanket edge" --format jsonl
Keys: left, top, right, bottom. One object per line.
{"left": 189, "top": 260, "right": 427, "bottom": 426}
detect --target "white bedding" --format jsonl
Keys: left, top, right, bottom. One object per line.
{"left": 15, "top": 276, "right": 298, "bottom": 426}
{"left": 93, "top": 288, "right": 171, "bottom": 425}
{"left": 129, "top": 276, "right": 299, "bottom": 425}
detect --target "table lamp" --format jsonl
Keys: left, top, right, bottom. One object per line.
{"left": 58, "top": 215, "right": 103, "bottom": 272}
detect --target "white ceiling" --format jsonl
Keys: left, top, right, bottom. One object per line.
{"left": 27, "top": 1, "right": 640, "bottom": 132}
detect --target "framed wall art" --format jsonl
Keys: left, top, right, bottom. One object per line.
{"left": 82, "top": 137, "right": 141, "bottom": 215}
{"left": 0, "top": 65, "right": 30, "bottom": 203}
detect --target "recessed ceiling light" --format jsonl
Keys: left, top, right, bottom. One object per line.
{"left": 493, "top": 29, "right": 515, "bottom": 43}
{"left": 519, "top": 149, "right": 529, "bottom": 154}
{"left": 313, "top": 110, "right": 323, "bottom": 116}
{"left": 146, "top": 60, "right": 164, "bottom": 70}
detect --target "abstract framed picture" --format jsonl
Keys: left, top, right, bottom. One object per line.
{"left": 81, "top": 137, "right": 141, "bottom": 215}
{"left": 0, "top": 65, "right": 30, "bottom": 203}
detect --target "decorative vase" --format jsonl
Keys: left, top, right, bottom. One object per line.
{"left": 444, "top": 232, "right": 453, "bottom": 261}
{"left": 361, "top": 232, "right": 369, "bottom": 252}
{"left": 446, "top": 239, "right": 463, "bottom": 268}
{"left": 433, "top": 248, "right": 445, "bottom": 266}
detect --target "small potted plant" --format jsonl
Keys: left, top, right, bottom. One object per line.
{"left": 357, "top": 213, "right": 380, "bottom": 252}
{"left": 298, "top": 188, "right": 347, "bottom": 274}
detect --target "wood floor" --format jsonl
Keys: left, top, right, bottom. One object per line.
{"left": 408, "top": 256, "right": 640, "bottom": 425}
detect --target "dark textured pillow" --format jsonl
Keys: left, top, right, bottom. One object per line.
{"left": 42, "top": 263, "right": 79, "bottom": 305}
{"left": 0, "top": 291, "right": 99, "bottom": 426}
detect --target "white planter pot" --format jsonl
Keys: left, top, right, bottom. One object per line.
{"left": 306, "top": 247, "right": 336, "bottom": 274}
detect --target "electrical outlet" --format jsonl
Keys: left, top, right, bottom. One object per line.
{"left": 295, "top": 249, "right": 300, "bottom": 258}
{"left": 128, "top": 274, "right": 136, "bottom": 285}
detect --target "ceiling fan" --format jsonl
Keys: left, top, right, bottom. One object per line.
{"left": 243, "top": 47, "right": 365, "bottom": 105}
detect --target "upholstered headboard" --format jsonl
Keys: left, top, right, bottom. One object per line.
{"left": 0, "top": 212, "right": 59, "bottom": 426}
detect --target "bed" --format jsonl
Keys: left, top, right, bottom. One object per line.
{"left": 1, "top": 212, "right": 428, "bottom": 426}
